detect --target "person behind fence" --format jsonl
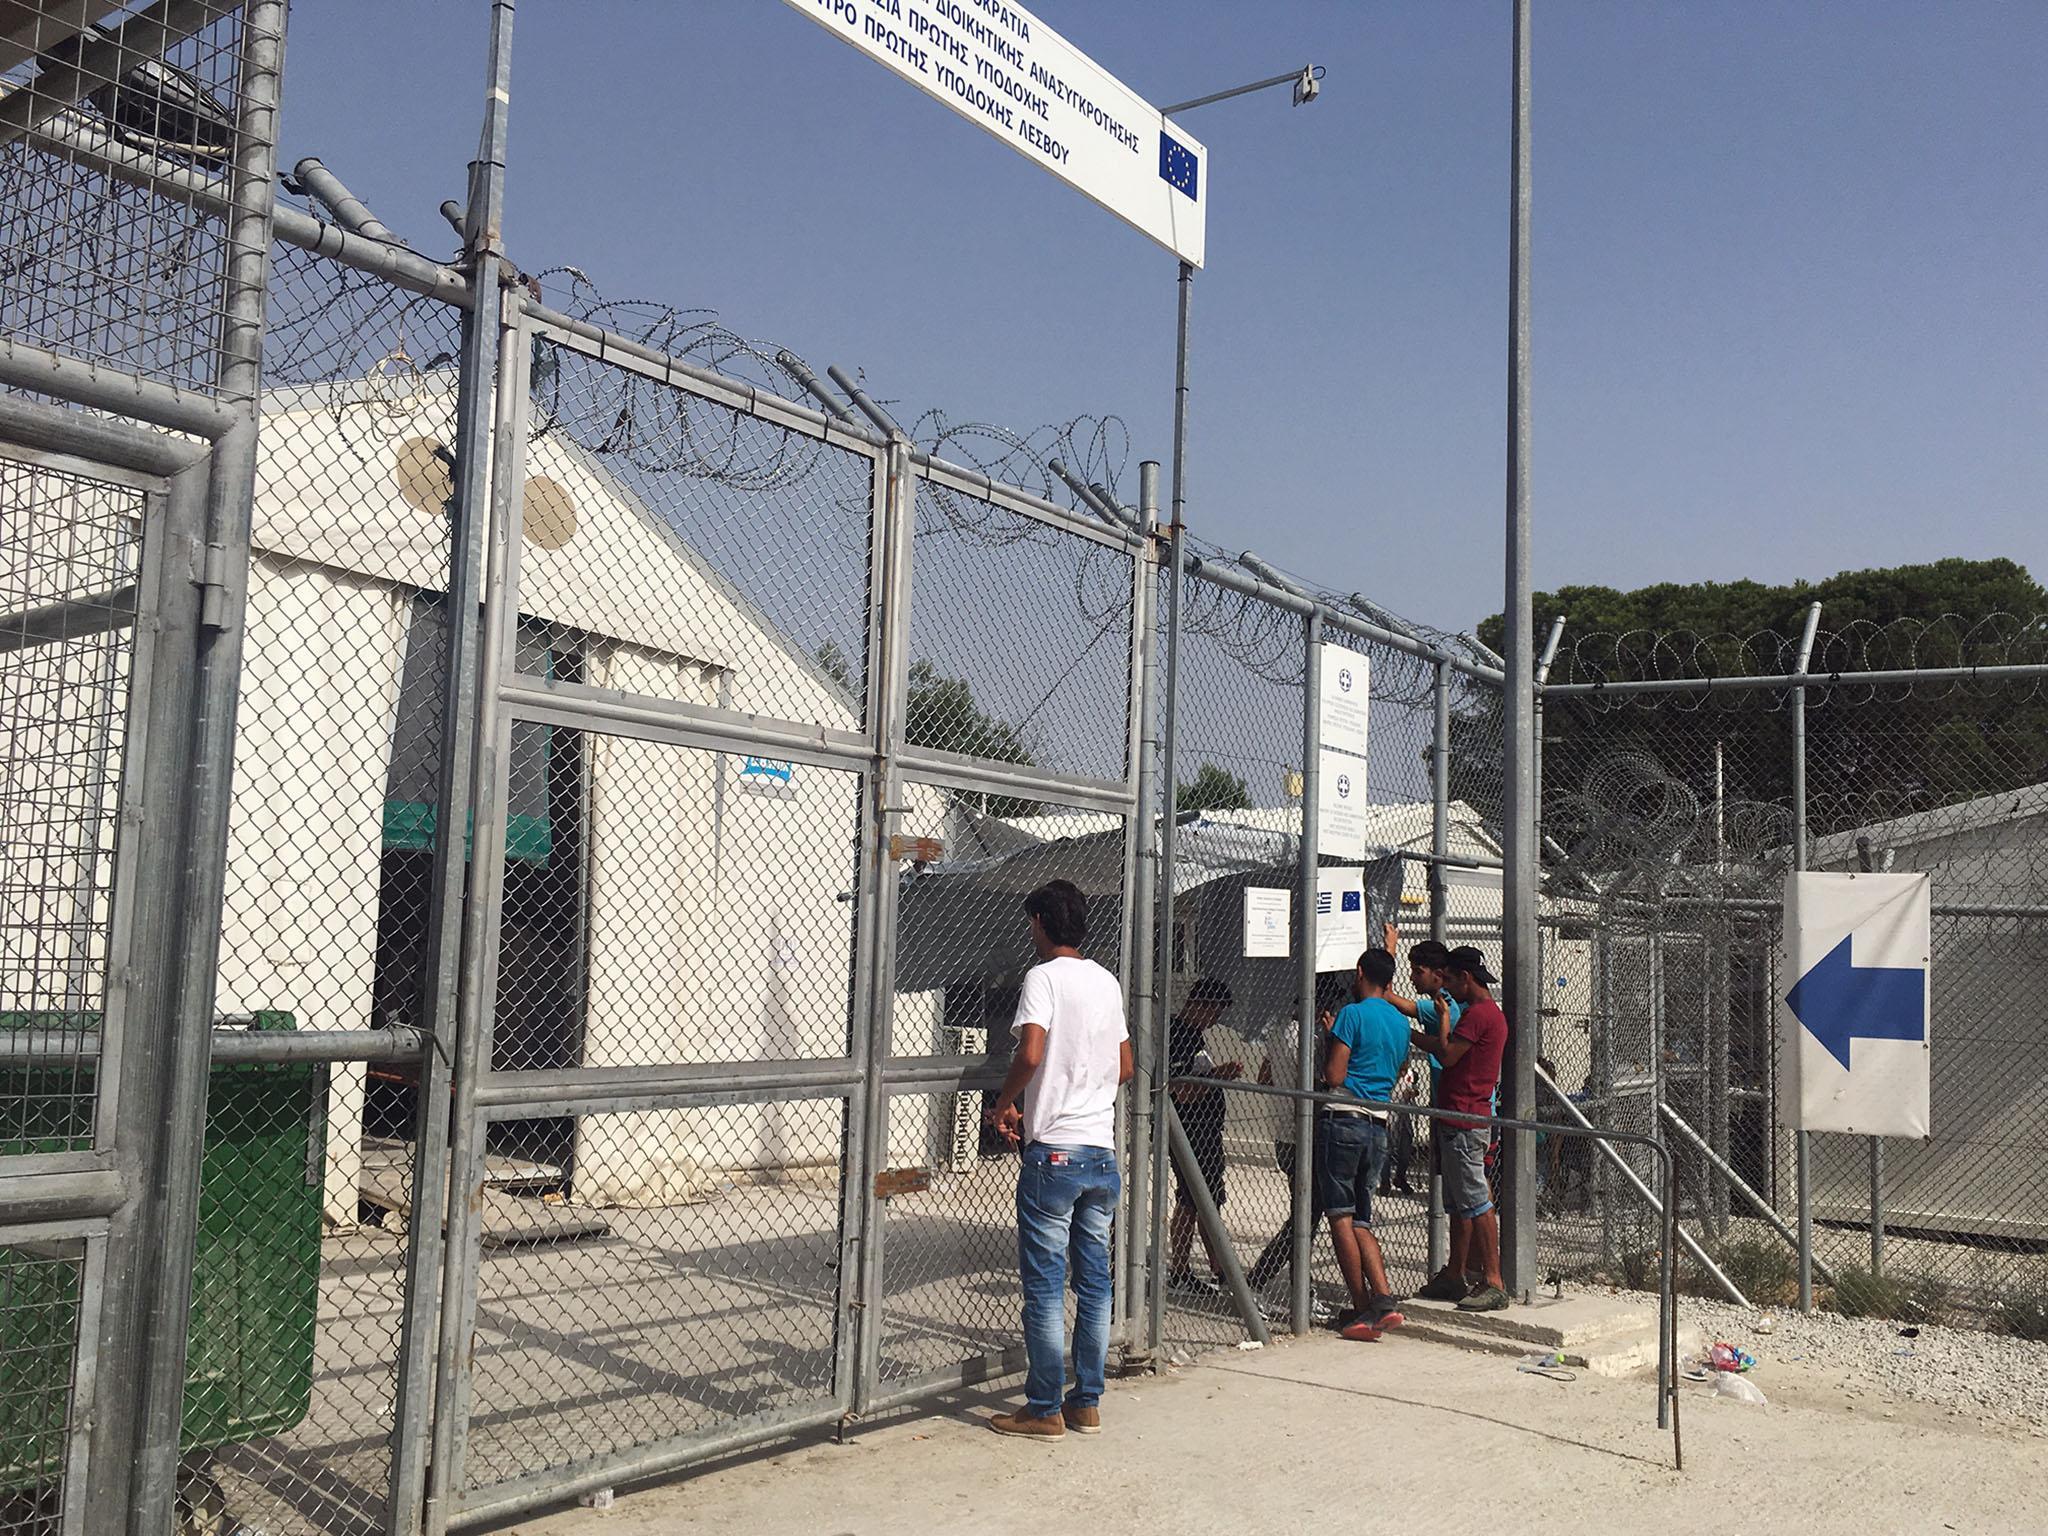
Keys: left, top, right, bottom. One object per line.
{"left": 1244, "top": 985, "right": 1343, "bottom": 1325}
{"left": 1165, "top": 977, "right": 1242, "bottom": 1296}
{"left": 1410, "top": 945, "right": 1510, "bottom": 1312}
{"left": 983, "top": 878, "right": 1134, "bottom": 1441}
{"left": 1317, "top": 947, "right": 1412, "bottom": 1340}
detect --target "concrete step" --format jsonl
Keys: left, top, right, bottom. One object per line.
{"left": 1389, "top": 1292, "right": 1700, "bottom": 1379}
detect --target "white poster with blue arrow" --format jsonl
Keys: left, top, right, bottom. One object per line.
{"left": 1777, "top": 871, "right": 1932, "bottom": 1138}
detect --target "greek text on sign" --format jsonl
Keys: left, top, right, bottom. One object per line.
{"left": 1316, "top": 747, "right": 1366, "bottom": 860}
{"left": 1243, "top": 887, "right": 1290, "bottom": 959}
{"left": 778, "top": 0, "right": 1207, "bottom": 266}
{"left": 1318, "top": 644, "right": 1369, "bottom": 762}
{"left": 1313, "top": 868, "right": 1366, "bottom": 972}
{"left": 1776, "top": 871, "right": 1931, "bottom": 1138}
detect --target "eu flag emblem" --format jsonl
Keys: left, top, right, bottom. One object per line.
{"left": 1159, "top": 131, "right": 1199, "bottom": 200}
{"left": 1341, "top": 891, "right": 1362, "bottom": 914}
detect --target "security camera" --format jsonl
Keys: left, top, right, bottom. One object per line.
{"left": 1293, "top": 65, "right": 1323, "bottom": 107}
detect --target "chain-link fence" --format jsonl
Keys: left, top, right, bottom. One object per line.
{"left": 4, "top": 8, "right": 2043, "bottom": 1535}
{"left": 1540, "top": 616, "right": 2048, "bottom": 1326}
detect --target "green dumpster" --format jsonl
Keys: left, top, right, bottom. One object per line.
{"left": 0, "top": 1011, "right": 325, "bottom": 1490}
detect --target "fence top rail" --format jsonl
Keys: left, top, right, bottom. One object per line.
{"left": 1180, "top": 556, "right": 1505, "bottom": 683}
{"left": 519, "top": 296, "right": 1145, "bottom": 552}
{"left": 1544, "top": 659, "right": 2048, "bottom": 698}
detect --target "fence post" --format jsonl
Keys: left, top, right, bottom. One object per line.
{"left": 1791, "top": 600, "right": 1822, "bottom": 1312}
{"left": 1869, "top": 1138, "right": 1885, "bottom": 1275}
{"left": 1119, "top": 461, "right": 1162, "bottom": 1348}
{"left": 1427, "top": 660, "right": 1450, "bottom": 1274}
{"left": 1147, "top": 269, "right": 1193, "bottom": 1354}
{"left": 1498, "top": 0, "right": 1538, "bottom": 1300}
{"left": 124, "top": 9, "right": 287, "bottom": 1532}
{"left": 851, "top": 438, "right": 917, "bottom": 1419}
{"left": 409, "top": 6, "right": 519, "bottom": 1526}
{"left": 1291, "top": 615, "right": 1323, "bottom": 1334}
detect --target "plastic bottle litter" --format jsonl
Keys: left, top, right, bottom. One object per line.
{"left": 1714, "top": 1373, "right": 1767, "bottom": 1406}
{"left": 1710, "top": 1341, "right": 1757, "bottom": 1373}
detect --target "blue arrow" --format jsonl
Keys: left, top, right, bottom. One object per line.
{"left": 1785, "top": 935, "right": 1924, "bottom": 1071}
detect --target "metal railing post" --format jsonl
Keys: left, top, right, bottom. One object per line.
{"left": 1148, "top": 267, "right": 1192, "bottom": 1354}
{"left": 1791, "top": 600, "right": 1821, "bottom": 1312}
{"left": 1292, "top": 615, "right": 1323, "bottom": 1335}
{"left": 411, "top": 6, "right": 518, "bottom": 1528}
{"left": 1658, "top": 1100, "right": 1836, "bottom": 1287}
{"left": 1870, "top": 1138, "right": 1886, "bottom": 1275}
{"left": 1499, "top": 0, "right": 1538, "bottom": 1299}
{"left": 1121, "top": 461, "right": 1162, "bottom": 1350}
{"left": 1163, "top": 1103, "right": 1268, "bottom": 1345}
{"left": 1427, "top": 660, "right": 1451, "bottom": 1273}
{"left": 124, "top": 9, "right": 287, "bottom": 1532}
{"left": 1191, "top": 1076, "right": 1680, "bottom": 1469}
{"left": 848, "top": 438, "right": 917, "bottom": 1424}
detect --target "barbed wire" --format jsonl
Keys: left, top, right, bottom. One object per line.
{"left": 1554, "top": 614, "right": 2048, "bottom": 707}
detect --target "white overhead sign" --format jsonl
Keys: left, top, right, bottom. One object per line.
{"left": 1314, "top": 868, "right": 1366, "bottom": 972}
{"left": 1318, "top": 645, "right": 1370, "bottom": 761}
{"left": 1777, "top": 871, "right": 1931, "bottom": 1138}
{"left": 778, "top": 0, "right": 1207, "bottom": 266}
{"left": 1243, "top": 887, "right": 1290, "bottom": 959}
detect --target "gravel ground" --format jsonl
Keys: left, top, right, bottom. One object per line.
{"left": 1677, "top": 1295, "right": 2048, "bottom": 1429}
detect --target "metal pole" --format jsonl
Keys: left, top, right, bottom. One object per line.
{"left": 1122, "top": 462, "right": 1163, "bottom": 1350}
{"left": 125, "top": 8, "right": 286, "bottom": 1531}
{"left": 1536, "top": 1073, "right": 1747, "bottom": 1306}
{"left": 1791, "top": 599, "right": 1821, "bottom": 1313}
{"left": 1148, "top": 263, "right": 1193, "bottom": 1352}
{"left": 1499, "top": 0, "right": 1537, "bottom": 1298}
{"left": 407, "top": 5, "right": 516, "bottom": 1530}
{"left": 1163, "top": 1103, "right": 1269, "bottom": 1344}
{"left": 1869, "top": 1137, "right": 1885, "bottom": 1275}
{"left": 849, "top": 438, "right": 917, "bottom": 1424}
{"left": 1658, "top": 1100, "right": 1837, "bottom": 1286}
{"left": 1427, "top": 660, "right": 1451, "bottom": 1274}
{"left": 1291, "top": 616, "right": 1323, "bottom": 1335}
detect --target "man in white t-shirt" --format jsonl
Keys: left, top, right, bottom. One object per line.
{"left": 984, "top": 879, "right": 1134, "bottom": 1441}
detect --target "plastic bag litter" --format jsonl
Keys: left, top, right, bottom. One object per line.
{"left": 1714, "top": 1373, "right": 1767, "bottom": 1406}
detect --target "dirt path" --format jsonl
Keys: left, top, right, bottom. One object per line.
{"left": 522, "top": 1331, "right": 2048, "bottom": 1536}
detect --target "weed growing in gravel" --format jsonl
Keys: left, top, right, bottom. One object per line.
{"left": 1707, "top": 1236, "right": 1800, "bottom": 1308}
{"left": 1828, "top": 1266, "right": 1951, "bottom": 1323}
{"left": 1995, "top": 1279, "right": 2048, "bottom": 1342}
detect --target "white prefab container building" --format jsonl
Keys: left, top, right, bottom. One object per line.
{"left": 219, "top": 373, "right": 944, "bottom": 1223}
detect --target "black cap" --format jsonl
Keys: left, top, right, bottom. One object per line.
{"left": 1446, "top": 946, "right": 1498, "bottom": 985}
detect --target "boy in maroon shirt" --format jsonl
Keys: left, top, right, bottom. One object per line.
{"left": 1413, "top": 946, "right": 1510, "bottom": 1311}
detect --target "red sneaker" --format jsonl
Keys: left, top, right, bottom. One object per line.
{"left": 1339, "top": 1317, "right": 1383, "bottom": 1342}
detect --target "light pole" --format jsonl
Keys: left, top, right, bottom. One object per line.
{"left": 1145, "top": 64, "right": 1323, "bottom": 1349}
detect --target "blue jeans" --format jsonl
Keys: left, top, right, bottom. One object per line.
{"left": 1016, "top": 1143, "right": 1121, "bottom": 1418}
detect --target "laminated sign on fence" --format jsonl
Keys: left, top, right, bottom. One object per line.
{"left": 1778, "top": 871, "right": 1932, "bottom": 1138}
{"left": 778, "top": 0, "right": 1207, "bottom": 265}
{"left": 1316, "top": 644, "right": 1369, "bottom": 860}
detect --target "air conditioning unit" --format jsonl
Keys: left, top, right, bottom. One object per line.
{"left": 942, "top": 1025, "right": 987, "bottom": 1172}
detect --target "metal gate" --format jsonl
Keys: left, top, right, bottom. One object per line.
{"left": 406, "top": 312, "right": 1150, "bottom": 1530}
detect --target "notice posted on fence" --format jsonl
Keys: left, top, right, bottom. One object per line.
{"left": 1243, "top": 887, "right": 1291, "bottom": 958}
{"left": 777, "top": 0, "right": 1207, "bottom": 265}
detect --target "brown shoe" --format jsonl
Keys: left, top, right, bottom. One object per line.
{"left": 1061, "top": 1404, "right": 1101, "bottom": 1435}
{"left": 989, "top": 1410, "right": 1066, "bottom": 1441}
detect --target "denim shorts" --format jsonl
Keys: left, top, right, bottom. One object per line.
{"left": 1315, "top": 1114, "right": 1387, "bottom": 1224}
{"left": 1444, "top": 1124, "right": 1493, "bottom": 1219}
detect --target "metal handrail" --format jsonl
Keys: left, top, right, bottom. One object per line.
{"left": 1173, "top": 1074, "right": 1683, "bottom": 1471}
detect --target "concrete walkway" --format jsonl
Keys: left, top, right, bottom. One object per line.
{"left": 519, "top": 1329, "right": 2048, "bottom": 1536}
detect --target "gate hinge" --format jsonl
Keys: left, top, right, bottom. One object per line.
{"left": 197, "top": 540, "right": 231, "bottom": 630}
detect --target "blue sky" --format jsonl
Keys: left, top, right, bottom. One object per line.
{"left": 277, "top": 1, "right": 2046, "bottom": 637}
